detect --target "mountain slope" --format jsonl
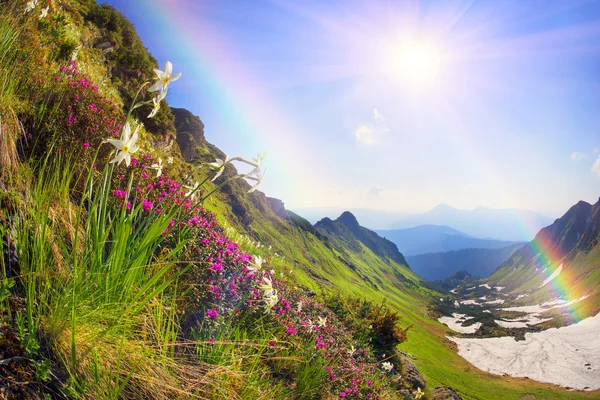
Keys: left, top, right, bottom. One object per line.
{"left": 377, "top": 224, "right": 523, "bottom": 256}
{"left": 406, "top": 244, "right": 524, "bottom": 281}
{"left": 291, "top": 207, "right": 407, "bottom": 229}
{"left": 315, "top": 211, "right": 408, "bottom": 266}
{"left": 488, "top": 198, "right": 600, "bottom": 316}
{"left": 391, "top": 204, "right": 554, "bottom": 241}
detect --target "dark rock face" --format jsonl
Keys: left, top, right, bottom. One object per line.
{"left": 500, "top": 197, "right": 600, "bottom": 274}
{"left": 172, "top": 107, "right": 205, "bottom": 162}
{"left": 401, "top": 354, "right": 425, "bottom": 390}
{"left": 430, "top": 386, "right": 463, "bottom": 400}
{"left": 534, "top": 200, "right": 592, "bottom": 258}
{"left": 266, "top": 197, "right": 287, "bottom": 220}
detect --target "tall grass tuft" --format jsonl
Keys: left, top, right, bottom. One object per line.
{"left": 14, "top": 153, "right": 199, "bottom": 398}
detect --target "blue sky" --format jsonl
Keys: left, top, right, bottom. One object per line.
{"left": 106, "top": 0, "right": 600, "bottom": 216}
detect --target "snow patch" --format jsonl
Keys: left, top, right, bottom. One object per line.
{"left": 449, "top": 313, "right": 600, "bottom": 390}
{"left": 539, "top": 263, "right": 563, "bottom": 288}
{"left": 494, "top": 286, "right": 505, "bottom": 292}
{"left": 479, "top": 284, "right": 491, "bottom": 289}
{"left": 501, "top": 295, "right": 588, "bottom": 314}
{"left": 438, "top": 313, "right": 482, "bottom": 334}
{"left": 495, "top": 315, "right": 552, "bottom": 328}
{"left": 484, "top": 299, "right": 505, "bottom": 305}
{"left": 466, "top": 286, "right": 476, "bottom": 291}
{"left": 461, "top": 300, "right": 482, "bottom": 306}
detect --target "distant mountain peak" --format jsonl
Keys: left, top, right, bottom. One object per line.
{"left": 336, "top": 211, "right": 360, "bottom": 229}
{"left": 431, "top": 203, "right": 456, "bottom": 211}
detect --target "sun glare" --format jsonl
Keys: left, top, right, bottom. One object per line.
{"left": 381, "top": 37, "right": 445, "bottom": 86}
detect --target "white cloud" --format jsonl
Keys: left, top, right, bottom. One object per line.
{"left": 355, "top": 108, "right": 390, "bottom": 145}
{"left": 592, "top": 157, "right": 600, "bottom": 178}
{"left": 374, "top": 108, "right": 384, "bottom": 124}
{"left": 355, "top": 125, "right": 375, "bottom": 145}
{"left": 571, "top": 152, "right": 587, "bottom": 161}
{"left": 594, "top": 148, "right": 599, "bottom": 154}
{"left": 368, "top": 185, "right": 384, "bottom": 197}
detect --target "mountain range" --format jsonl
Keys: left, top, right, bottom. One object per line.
{"left": 407, "top": 244, "right": 524, "bottom": 281}
{"left": 295, "top": 204, "right": 554, "bottom": 242}
{"left": 376, "top": 224, "right": 523, "bottom": 256}
{"left": 390, "top": 204, "right": 554, "bottom": 241}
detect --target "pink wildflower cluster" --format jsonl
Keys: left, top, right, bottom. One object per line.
{"left": 106, "top": 154, "right": 259, "bottom": 334}
{"left": 252, "top": 279, "right": 388, "bottom": 398}
{"left": 39, "top": 60, "right": 124, "bottom": 161}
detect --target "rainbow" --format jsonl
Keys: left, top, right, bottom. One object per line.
{"left": 519, "top": 224, "right": 591, "bottom": 322}
{"left": 143, "top": 0, "right": 320, "bottom": 203}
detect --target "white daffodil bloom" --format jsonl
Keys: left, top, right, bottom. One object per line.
{"left": 263, "top": 290, "right": 278, "bottom": 309}
{"left": 107, "top": 122, "right": 140, "bottom": 167}
{"left": 149, "top": 158, "right": 163, "bottom": 177}
{"left": 184, "top": 182, "right": 199, "bottom": 199}
{"left": 259, "top": 276, "right": 274, "bottom": 297}
{"left": 147, "top": 87, "right": 168, "bottom": 118}
{"left": 207, "top": 155, "right": 230, "bottom": 181}
{"left": 381, "top": 361, "right": 393, "bottom": 372}
{"left": 148, "top": 61, "right": 181, "bottom": 93}
{"left": 247, "top": 255, "right": 264, "bottom": 272}
{"left": 166, "top": 157, "right": 173, "bottom": 164}
{"left": 296, "top": 301, "right": 303, "bottom": 313}
{"left": 241, "top": 152, "right": 266, "bottom": 178}
{"left": 245, "top": 168, "right": 266, "bottom": 193}
{"left": 25, "top": 0, "right": 37, "bottom": 13}
{"left": 348, "top": 345, "right": 356, "bottom": 356}
{"left": 70, "top": 45, "right": 81, "bottom": 62}
{"left": 317, "top": 316, "right": 327, "bottom": 327}
{"left": 413, "top": 388, "right": 424, "bottom": 399}
{"left": 39, "top": 5, "right": 49, "bottom": 18}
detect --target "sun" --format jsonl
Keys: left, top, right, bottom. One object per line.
{"left": 380, "top": 37, "right": 445, "bottom": 86}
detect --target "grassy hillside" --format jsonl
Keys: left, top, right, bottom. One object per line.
{"left": 0, "top": 1, "right": 598, "bottom": 399}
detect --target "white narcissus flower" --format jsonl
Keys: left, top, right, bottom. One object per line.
{"left": 296, "top": 301, "right": 303, "bottom": 313}
{"left": 245, "top": 168, "right": 266, "bottom": 193}
{"left": 317, "top": 316, "right": 327, "bottom": 327}
{"left": 166, "top": 157, "right": 174, "bottom": 164}
{"left": 381, "top": 361, "right": 393, "bottom": 372}
{"left": 147, "top": 87, "right": 168, "bottom": 118}
{"left": 259, "top": 276, "right": 274, "bottom": 297}
{"left": 241, "top": 152, "right": 266, "bottom": 178}
{"left": 263, "top": 290, "right": 278, "bottom": 310}
{"left": 207, "top": 155, "right": 230, "bottom": 181}
{"left": 149, "top": 158, "right": 163, "bottom": 177}
{"left": 107, "top": 122, "right": 140, "bottom": 167}
{"left": 39, "top": 5, "right": 49, "bottom": 18}
{"left": 25, "top": 0, "right": 37, "bottom": 13}
{"left": 148, "top": 61, "right": 181, "bottom": 93}
{"left": 413, "top": 388, "right": 424, "bottom": 399}
{"left": 247, "top": 255, "right": 264, "bottom": 272}
{"left": 348, "top": 345, "right": 356, "bottom": 356}
{"left": 184, "top": 182, "right": 199, "bottom": 199}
